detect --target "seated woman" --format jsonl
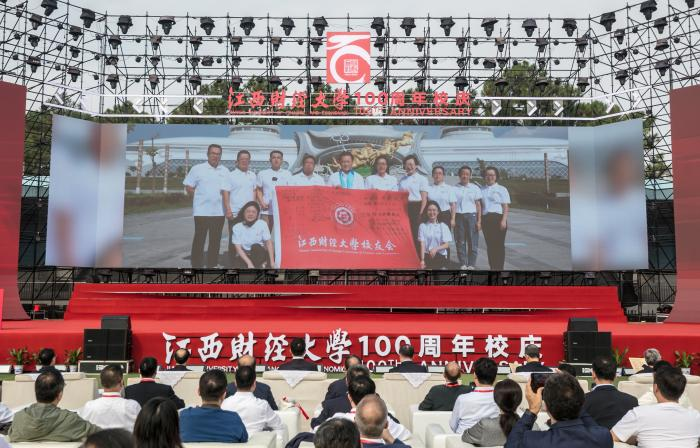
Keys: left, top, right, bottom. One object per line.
{"left": 231, "top": 201, "right": 276, "bottom": 269}
{"left": 418, "top": 201, "right": 453, "bottom": 270}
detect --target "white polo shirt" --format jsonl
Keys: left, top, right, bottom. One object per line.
{"left": 183, "top": 162, "right": 230, "bottom": 216}
{"left": 289, "top": 172, "right": 325, "bottom": 186}
{"left": 426, "top": 183, "right": 457, "bottom": 212}
{"left": 365, "top": 174, "right": 399, "bottom": 191}
{"left": 399, "top": 173, "right": 429, "bottom": 202}
{"left": 77, "top": 392, "right": 141, "bottom": 432}
{"left": 257, "top": 168, "right": 292, "bottom": 215}
{"left": 232, "top": 220, "right": 271, "bottom": 250}
{"left": 222, "top": 392, "right": 287, "bottom": 444}
{"left": 418, "top": 222, "right": 453, "bottom": 257}
{"left": 454, "top": 183, "right": 483, "bottom": 214}
{"left": 481, "top": 183, "right": 511, "bottom": 215}
{"left": 327, "top": 171, "right": 365, "bottom": 189}
{"left": 612, "top": 402, "right": 700, "bottom": 448}
{"left": 224, "top": 168, "right": 257, "bottom": 217}
{"left": 450, "top": 387, "right": 499, "bottom": 435}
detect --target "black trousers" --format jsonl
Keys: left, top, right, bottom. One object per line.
{"left": 231, "top": 244, "right": 269, "bottom": 269}
{"left": 407, "top": 201, "right": 423, "bottom": 255}
{"left": 424, "top": 253, "right": 449, "bottom": 270}
{"left": 482, "top": 213, "right": 507, "bottom": 270}
{"left": 191, "top": 216, "right": 224, "bottom": 268}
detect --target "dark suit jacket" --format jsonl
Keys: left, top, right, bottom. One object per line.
{"left": 389, "top": 361, "right": 427, "bottom": 373}
{"left": 515, "top": 362, "right": 553, "bottom": 373}
{"left": 225, "top": 381, "right": 278, "bottom": 410}
{"left": 278, "top": 358, "right": 319, "bottom": 372}
{"left": 125, "top": 380, "right": 186, "bottom": 409}
{"left": 581, "top": 385, "right": 639, "bottom": 429}
{"left": 37, "top": 366, "right": 63, "bottom": 376}
{"left": 636, "top": 365, "right": 654, "bottom": 374}
{"left": 170, "top": 364, "right": 190, "bottom": 371}
{"left": 310, "top": 395, "right": 352, "bottom": 429}
{"left": 363, "top": 440, "right": 409, "bottom": 448}
{"left": 325, "top": 378, "right": 348, "bottom": 401}
{"left": 418, "top": 383, "right": 472, "bottom": 411}
{"left": 504, "top": 410, "right": 612, "bottom": 448}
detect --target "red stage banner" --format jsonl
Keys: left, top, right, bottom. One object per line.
{"left": 275, "top": 186, "right": 419, "bottom": 269}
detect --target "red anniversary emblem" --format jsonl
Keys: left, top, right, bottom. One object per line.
{"left": 334, "top": 205, "right": 354, "bottom": 226}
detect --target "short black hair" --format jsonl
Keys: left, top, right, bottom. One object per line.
{"left": 35, "top": 370, "right": 65, "bottom": 403}
{"left": 524, "top": 344, "right": 540, "bottom": 359}
{"left": 484, "top": 166, "right": 500, "bottom": 180}
{"left": 174, "top": 349, "right": 190, "bottom": 365}
{"left": 100, "top": 364, "right": 124, "bottom": 389}
{"left": 270, "top": 150, "right": 284, "bottom": 158}
{"left": 38, "top": 348, "right": 55, "bottom": 366}
{"left": 235, "top": 365, "right": 256, "bottom": 390}
{"left": 398, "top": 344, "right": 415, "bottom": 359}
{"left": 458, "top": 165, "right": 472, "bottom": 176}
{"left": 139, "top": 357, "right": 158, "bottom": 378}
{"left": 542, "top": 373, "right": 585, "bottom": 421}
{"left": 344, "top": 355, "right": 362, "bottom": 370}
{"left": 654, "top": 366, "right": 687, "bottom": 401}
{"left": 290, "top": 337, "right": 306, "bottom": 357}
{"left": 403, "top": 154, "right": 419, "bottom": 166}
{"left": 199, "top": 369, "right": 227, "bottom": 402}
{"left": 303, "top": 154, "right": 316, "bottom": 164}
{"left": 133, "top": 397, "right": 183, "bottom": 448}
{"left": 314, "top": 418, "right": 361, "bottom": 448}
{"left": 653, "top": 360, "right": 673, "bottom": 372}
{"left": 558, "top": 363, "right": 577, "bottom": 377}
{"left": 236, "top": 149, "right": 251, "bottom": 160}
{"left": 207, "top": 144, "right": 223, "bottom": 155}
{"left": 347, "top": 364, "right": 370, "bottom": 381}
{"left": 82, "top": 428, "right": 133, "bottom": 448}
{"left": 591, "top": 356, "right": 616, "bottom": 381}
{"left": 473, "top": 357, "right": 498, "bottom": 385}
{"left": 432, "top": 165, "right": 445, "bottom": 175}
{"left": 348, "top": 375, "right": 376, "bottom": 405}
{"left": 339, "top": 151, "right": 354, "bottom": 161}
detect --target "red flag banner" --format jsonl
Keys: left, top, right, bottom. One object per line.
{"left": 275, "top": 186, "right": 419, "bottom": 269}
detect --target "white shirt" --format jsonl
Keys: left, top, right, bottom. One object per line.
{"left": 612, "top": 402, "right": 700, "bottom": 448}
{"left": 454, "top": 183, "right": 483, "bottom": 214}
{"left": 365, "top": 174, "right": 399, "bottom": 191}
{"left": 328, "top": 171, "right": 365, "bottom": 190}
{"left": 77, "top": 392, "right": 141, "bottom": 432}
{"left": 183, "top": 162, "right": 230, "bottom": 216}
{"left": 450, "top": 387, "right": 500, "bottom": 435}
{"left": 426, "top": 183, "right": 457, "bottom": 212}
{"left": 257, "top": 168, "right": 292, "bottom": 215}
{"left": 0, "top": 403, "right": 12, "bottom": 424}
{"left": 481, "top": 183, "right": 511, "bottom": 215}
{"left": 289, "top": 172, "right": 325, "bottom": 187}
{"left": 399, "top": 173, "right": 429, "bottom": 202}
{"left": 418, "top": 222, "right": 453, "bottom": 257}
{"left": 232, "top": 220, "right": 271, "bottom": 250}
{"left": 324, "top": 410, "right": 411, "bottom": 442}
{"left": 222, "top": 392, "right": 287, "bottom": 444}
{"left": 224, "top": 168, "right": 257, "bottom": 217}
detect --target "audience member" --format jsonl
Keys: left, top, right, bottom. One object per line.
{"left": 582, "top": 356, "right": 638, "bottom": 429}
{"left": 180, "top": 369, "right": 248, "bottom": 443}
{"left": 80, "top": 428, "right": 133, "bottom": 448}
{"left": 37, "top": 348, "right": 62, "bottom": 376}
{"left": 505, "top": 373, "right": 612, "bottom": 447}
{"left": 312, "top": 364, "right": 371, "bottom": 429}
{"left": 355, "top": 395, "right": 408, "bottom": 448}
{"left": 133, "top": 397, "right": 183, "bottom": 448}
{"left": 557, "top": 363, "right": 577, "bottom": 377}
{"left": 171, "top": 349, "right": 190, "bottom": 371}
{"left": 637, "top": 348, "right": 661, "bottom": 374}
{"left": 638, "top": 360, "right": 693, "bottom": 407}
{"left": 314, "top": 418, "right": 361, "bottom": 448}
{"left": 9, "top": 370, "right": 100, "bottom": 442}
{"left": 325, "top": 355, "right": 363, "bottom": 401}
{"left": 0, "top": 402, "right": 12, "bottom": 434}
{"left": 278, "top": 337, "right": 320, "bottom": 371}
{"left": 419, "top": 361, "right": 471, "bottom": 411}
{"left": 125, "top": 357, "right": 185, "bottom": 409}
{"left": 78, "top": 365, "right": 141, "bottom": 432}
{"left": 450, "top": 357, "right": 500, "bottom": 434}
{"left": 612, "top": 366, "right": 700, "bottom": 448}
{"left": 226, "top": 355, "right": 277, "bottom": 410}
{"left": 389, "top": 345, "right": 428, "bottom": 373}
{"left": 515, "top": 345, "right": 552, "bottom": 373}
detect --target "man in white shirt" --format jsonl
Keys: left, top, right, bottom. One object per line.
{"left": 453, "top": 166, "right": 482, "bottom": 270}
{"left": 183, "top": 144, "right": 229, "bottom": 268}
{"left": 222, "top": 150, "right": 257, "bottom": 259}
{"left": 365, "top": 155, "right": 398, "bottom": 191}
{"left": 327, "top": 151, "right": 365, "bottom": 190}
{"left": 222, "top": 365, "right": 287, "bottom": 446}
{"left": 612, "top": 366, "right": 700, "bottom": 448}
{"left": 257, "top": 150, "right": 292, "bottom": 232}
{"left": 450, "top": 357, "right": 500, "bottom": 435}
{"left": 78, "top": 365, "right": 140, "bottom": 432}
{"left": 290, "top": 154, "right": 325, "bottom": 186}
{"left": 398, "top": 155, "right": 429, "bottom": 253}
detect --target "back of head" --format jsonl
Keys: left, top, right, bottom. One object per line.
{"left": 543, "top": 373, "right": 585, "bottom": 421}
{"left": 654, "top": 366, "right": 687, "bottom": 401}
{"left": 644, "top": 348, "right": 662, "bottom": 367}
{"left": 347, "top": 364, "right": 370, "bottom": 381}
{"left": 444, "top": 362, "right": 461, "bottom": 383}
{"left": 199, "top": 369, "right": 227, "bottom": 402}
{"left": 348, "top": 375, "right": 376, "bottom": 405}
{"left": 82, "top": 428, "right": 133, "bottom": 448}
{"left": 473, "top": 357, "right": 498, "bottom": 386}
{"left": 100, "top": 365, "right": 124, "bottom": 390}
{"left": 314, "top": 418, "right": 361, "bottom": 448}
{"left": 174, "top": 349, "right": 190, "bottom": 365}
{"left": 653, "top": 360, "right": 673, "bottom": 372}
{"left": 139, "top": 357, "right": 158, "bottom": 378}
{"left": 290, "top": 337, "right": 306, "bottom": 357}
{"left": 524, "top": 344, "right": 540, "bottom": 360}
{"left": 235, "top": 365, "right": 256, "bottom": 391}
{"left": 494, "top": 379, "right": 522, "bottom": 437}
{"left": 35, "top": 370, "right": 65, "bottom": 403}
{"left": 238, "top": 354, "right": 256, "bottom": 369}
{"left": 355, "top": 394, "right": 387, "bottom": 438}
{"left": 344, "top": 355, "right": 362, "bottom": 370}
{"left": 591, "top": 356, "right": 616, "bottom": 381}
{"left": 398, "top": 344, "right": 415, "bottom": 360}
{"left": 557, "top": 363, "right": 577, "bottom": 377}
{"left": 133, "top": 397, "right": 182, "bottom": 448}
{"left": 38, "top": 348, "right": 56, "bottom": 367}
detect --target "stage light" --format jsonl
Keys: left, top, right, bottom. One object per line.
{"left": 655, "top": 59, "right": 671, "bottom": 75}
{"left": 414, "top": 75, "right": 426, "bottom": 90}
{"left": 158, "top": 16, "right": 175, "bottom": 35}
{"left": 149, "top": 55, "right": 160, "bottom": 66}
{"left": 392, "top": 58, "right": 397, "bottom": 65}
{"left": 615, "top": 69, "right": 629, "bottom": 85}
{"left": 497, "top": 57, "right": 509, "bottom": 68}
{"left": 654, "top": 17, "right": 667, "bottom": 33}
{"left": 190, "top": 56, "right": 200, "bottom": 66}
{"left": 374, "top": 76, "right": 386, "bottom": 90}
{"left": 577, "top": 77, "right": 589, "bottom": 90}
{"left": 614, "top": 49, "right": 627, "bottom": 61}
{"left": 614, "top": 29, "right": 625, "bottom": 44}
{"left": 600, "top": 12, "right": 616, "bottom": 31}
{"left": 371, "top": 17, "right": 385, "bottom": 36}
{"left": 575, "top": 37, "right": 588, "bottom": 53}
{"left": 640, "top": 0, "right": 657, "bottom": 20}
{"left": 495, "top": 36, "right": 505, "bottom": 52}
{"left": 577, "top": 58, "right": 587, "bottom": 69}
{"left": 200, "top": 17, "right": 215, "bottom": 35}
{"left": 440, "top": 17, "right": 455, "bottom": 36}
{"left": 107, "top": 74, "right": 119, "bottom": 89}
{"left": 537, "top": 58, "right": 547, "bottom": 69}
{"left": 535, "top": 77, "right": 548, "bottom": 89}
{"left": 106, "top": 55, "right": 118, "bottom": 66}
{"left": 655, "top": 38, "right": 669, "bottom": 51}
{"left": 454, "top": 76, "right": 468, "bottom": 91}
{"left": 313, "top": 17, "right": 328, "bottom": 36}
{"left": 190, "top": 36, "right": 203, "bottom": 51}
{"left": 240, "top": 16, "right": 255, "bottom": 36}
{"left": 311, "top": 57, "right": 321, "bottom": 68}
{"left": 278, "top": 17, "right": 295, "bottom": 37}
{"left": 69, "top": 46, "right": 80, "bottom": 58}
{"left": 522, "top": 19, "right": 537, "bottom": 37}
{"left": 117, "top": 15, "right": 132, "bottom": 34}
{"left": 189, "top": 75, "right": 201, "bottom": 88}
{"left": 414, "top": 37, "right": 425, "bottom": 51}
{"left": 230, "top": 36, "right": 243, "bottom": 51}
{"left": 374, "top": 36, "right": 386, "bottom": 51}
{"left": 29, "top": 14, "right": 42, "bottom": 30}
{"left": 416, "top": 57, "right": 426, "bottom": 68}
{"left": 269, "top": 56, "right": 280, "bottom": 67}
{"left": 686, "top": 0, "right": 695, "bottom": 6}
{"left": 231, "top": 75, "right": 242, "bottom": 90}
{"left": 400, "top": 17, "right": 415, "bottom": 36}
{"left": 269, "top": 75, "right": 282, "bottom": 88}
{"left": 202, "top": 56, "right": 214, "bottom": 66}
{"left": 271, "top": 36, "right": 283, "bottom": 51}
{"left": 257, "top": 57, "right": 264, "bottom": 64}
{"left": 27, "top": 56, "right": 41, "bottom": 73}
{"left": 41, "top": 0, "right": 57, "bottom": 16}
{"left": 296, "top": 58, "right": 303, "bottom": 65}
{"left": 150, "top": 35, "right": 162, "bottom": 51}
{"left": 135, "top": 55, "right": 142, "bottom": 62}
{"left": 80, "top": 8, "right": 95, "bottom": 28}
{"left": 28, "top": 35, "right": 40, "bottom": 48}
{"left": 377, "top": 56, "right": 385, "bottom": 67}
{"left": 69, "top": 25, "right": 83, "bottom": 41}
{"left": 456, "top": 57, "right": 466, "bottom": 68}
{"left": 456, "top": 37, "right": 466, "bottom": 52}
{"left": 310, "top": 37, "right": 322, "bottom": 52}
{"left": 481, "top": 18, "right": 498, "bottom": 37}
{"left": 232, "top": 55, "right": 241, "bottom": 67}
{"left": 535, "top": 37, "right": 548, "bottom": 52}
{"left": 148, "top": 74, "right": 159, "bottom": 89}
{"left": 108, "top": 35, "right": 121, "bottom": 50}
{"left": 675, "top": 56, "right": 682, "bottom": 65}
{"left": 67, "top": 66, "right": 80, "bottom": 82}
{"left": 562, "top": 18, "right": 577, "bottom": 37}
{"left": 483, "top": 58, "right": 496, "bottom": 69}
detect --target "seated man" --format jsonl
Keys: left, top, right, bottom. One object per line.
{"left": 278, "top": 337, "right": 320, "bottom": 371}
{"left": 450, "top": 357, "right": 499, "bottom": 434}
{"left": 505, "top": 373, "right": 612, "bottom": 448}
{"left": 389, "top": 344, "right": 427, "bottom": 373}
{"left": 314, "top": 418, "right": 361, "bottom": 448}
{"left": 226, "top": 355, "right": 277, "bottom": 410}
{"left": 124, "top": 357, "right": 185, "bottom": 409}
{"left": 612, "top": 366, "right": 700, "bottom": 448}
{"left": 355, "top": 395, "right": 409, "bottom": 448}
{"left": 419, "top": 361, "right": 471, "bottom": 411}
{"left": 636, "top": 348, "right": 661, "bottom": 374}
{"left": 637, "top": 360, "right": 693, "bottom": 407}
{"left": 582, "top": 356, "right": 638, "bottom": 429}
{"left": 515, "top": 345, "right": 552, "bottom": 373}
{"left": 9, "top": 370, "right": 101, "bottom": 442}
{"left": 180, "top": 369, "right": 248, "bottom": 443}
{"left": 0, "top": 402, "right": 12, "bottom": 434}
{"left": 170, "top": 348, "right": 191, "bottom": 371}
{"left": 311, "top": 364, "right": 371, "bottom": 429}
{"left": 78, "top": 364, "right": 141, "bottom": 432}
{"left": 36, "top": 348, "right": 62, "bottom": 376}
{"left": 557, "top": 363, "right": 577, "bottom": 377}
{"left": 325, "top": 355, "right": 362, "bottom": 401}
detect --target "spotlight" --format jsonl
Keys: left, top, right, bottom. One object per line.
{"left": 149, "top": 55, "right": 160, "bottom": 66}
{"left": 537, "top": 58, "right": 547, "bottom": 69}
{"left": 148, "top": 74, "right": 159, "bottom": 89}
{"left": 198, "top": 17, "right": 214, "bottom": 35}
{"left": 190, "top": 36, "right": 203, "bottom": 51}
{"left": 80, "top": 8, "right": 95, "bottom": 28}
{"left": 497, "top": 57, "right": 509, "bottom": 68}
{"left": 400, "top": 17, "right": 415, "bottom": 36}
{"left": 374, "top": 76, "right": 386, "bottom": 90}
{"left": 454, "top": 76, "right": 468, "bottom": 91}
{"left": 150, "top": 35, "right": 162, "bottom": 51}
{"left": 176, "top": 56, "right": 183, "bottom": 63}
{"left": 371, "top": 17, "right": 385, "bottom": 36}
{"left": 41, "top": 0, "right": 57, "bottom": 16}
{"left": 69, "top": 25, "right": 83, "bottom": 41}
{"left": 456, "top": 57, "right": 466, "bottom": 68}
{"left": 481, "top": 18, "right": 498, "bottom": 37}
{"left": 29, "top": 14, "right": 42, "bottom": 30}
{"left": 577, "top": 77, "right": 589, "bottom": 90}
{"left": 416, "top": 57, "right": 426, "bottom": 68}
{"left": 106, "top": 74, "right": 119, "bottom": 89}
{"left": 27, "top": 56, "right": 41, "bottom": 73}
{"left": 414, "top": 75, "right": 426, "bottom": 90}
{"left": 311, "top": 57, "right": 321, "bottom": 68}
{"left": 232, "top": 55, "right": 241, "bottom": 66}
{"left": 495, "top": 36, "right": 506, "bottom": 52}
{"left": 240, "top": 17, "right": 255, "bottom": 36}
{"left": 615, "top": 69, "right": 629, "bottom": 85}
{"left": 69, "top": 46, "right": 80, "bottom": 58}
{"left": 231, "top": 76, "right": 242, "bottom": 90}
{"left": 310, "top": 37, "right": 323, "bottom": 52}
{"left": 614, "top": 49, "right": 628, "bottom": 61}
{"left": 655, "top": 59, "right": 671, "bottom": 75}
{"left": 614, "top": 29, "right": 625, "bottom": 44}
{"left": 281, "top": 17, "right": 295, "bottom": 36}
{"left": 189, "top": 75, "right": 202, "bottom": 88}
{"left": 67, "top": 66, "right": 80, "bottom": 82}
{"left": 456, "top": 37, "right": 466, "bottom": 52}
{"left": 374, "top": 36, "right": 386, "bottom": 51}
{"left": 117, "top": 15, "right": 132, "bottom": 34}
{"left": 202, "top": 56, "right": 214, "bottom": 66}
{"left": 655, "top": 38, "right": 670, "bottom": 51}
{"left": 230, "top": 36, "right": 243, "bottom": 51}
{"left": 108, "top": 35, "right": 121, "bottom": 50}
{"left": 158, "top": 16, "right": 175, "bottom": 35}
{"left": 190, "top": 56, "right": 200, "bottom": 66}
{"left": 483, "top": 58, "right": 496, "bottom": 69}
{"left": 106, "top": 55, "right": 118, "bottom": 66}
{"left": 440, "top": 17, "right": 455, "bottom": 36}
{"left": 269, "top": 76, "right": 282, "bottom": 88}
{"left": 313, "top": 17, "right": 328, "bottom": 36}
{"left": 522, "top": 18, "right": 537, "bottom": 37}
{"left": 28, "top": 35, "right": 40, "bottom": 48}
{"left": 577, "top": 58, "right": 587, "bottom": 69}
{"left": 575, "top": 36, "right": 588, "bottom": 53}
{"left": 376, "top": 56, "right": 385, "bottom": 67}
{"left": 535, "top": 77, "right": 549, "bottom": 89}
{"left": 640, "top": 0, "right": 657, "bottom": 20}
{"left": 414, "top": 37, "right": 425, "bottom": 51}
{"left": 135, "top": 56, "right": 142, "bottom": 62}
{"left": 562, "top": 18, "right": 577, "bottom": 37}
{"left": 600, "top": 12, "right": 616, "bottom": 31}
{"left": 654, "top": 17, "right": 667, "bottom": 33}
{"left": 270, "top": 56, "right": 281, "bottom": 67}
{"left": 534, "top": 37, "right": 548, "bottom": 52}
{"left": 270, "top": 36, "right": 283, "bottom": 51}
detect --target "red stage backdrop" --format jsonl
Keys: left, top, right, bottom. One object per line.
{"left": 275, "top": 186, "right": 419, "bottom": 269}
{"left": 668, "top": 85, "right": 700, "bottom": 323}
{"left": 0, "top": 81, "right": 28, "bottom": 320}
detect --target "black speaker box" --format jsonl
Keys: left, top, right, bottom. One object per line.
{"left": 101, "top": 315, "right": 131, "bottom": 331}
{"left": 564, "top": 331, "right": 612, "bottom": 363}
{"left": 567, "top": 318, "right": 598, "bottom": 332}
{"left": 84, "top": 328, "right": 109, "bottom": 360}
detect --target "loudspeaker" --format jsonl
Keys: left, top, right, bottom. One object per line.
{"left": 83, "top": 327, "right": 132, "bottom": 361}
{"left": 567, "top": 318, "right": 598, "bottom": 332}
{"left": 564, "top": 331, "right": 612, "bottom": 363}
{"left": 84, "top": 329, "right": 109, "bottom": 361}
{"left": 101, "top": 315, "right": 131, "bottom": 331}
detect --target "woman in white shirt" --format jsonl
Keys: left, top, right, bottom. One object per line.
{"left": 426, "top": 165, "right": 457, "bottom": 227}
{"left": 365, "top": 155, "right": 398, "bottom": 191}
{"left": 398, "top": 155, "right": 429, "bottom": 254}
{"left": 454, "top": 166, "right": 482, "bottom": 270}
{"left": 231, "top": 201, "right": 276, "bottom": 269}
{"left": 481, "top": 166, "right": 510, "bottom": 270}
{"left": 418, "top": 201, "right": 453, "bottom": 270}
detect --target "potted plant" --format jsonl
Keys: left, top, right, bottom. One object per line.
{"left": 612, "top": 347, "right": 629, "bottom": 376}
{"left": 65, "top": 347, "right": 82, "bottom": 372}
{"left": 8, "top": 348, "right": 29, "bottom": 374}
{"left": 674, "top": 351, "right": 694, "bottom": 375}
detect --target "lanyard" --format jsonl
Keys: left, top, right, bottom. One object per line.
{"left": 340, "top": 171, "right": 355, "bottom": 189}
